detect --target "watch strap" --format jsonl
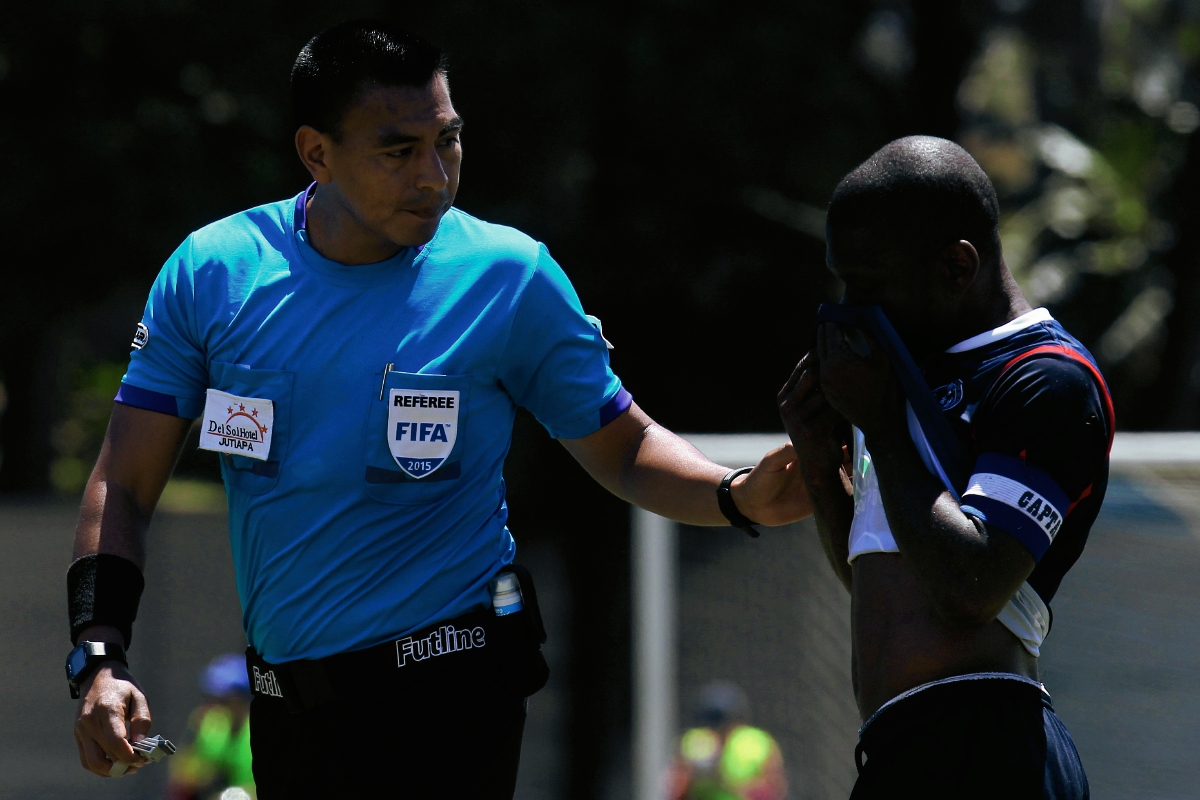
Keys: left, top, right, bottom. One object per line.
{"left": 83, "top": 641, "right": 127, "bottom": 663}
{"left": 717, "top": 466, "right": 759, "bottom": 538}
{"left": 67, "top": 641, "right": 128, "bottom": 699}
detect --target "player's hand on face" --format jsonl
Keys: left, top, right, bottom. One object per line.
{"left": 815, "top": 323, "right": 902, "bottom": 438}
{"left": 777, "top": 351, "right": 848, "bottom": 477}
{"left": 730, "top": 442, "right": 812, "bottom": 526}
{"left": 74, "top": 663, "right": 152, "bottom": 777}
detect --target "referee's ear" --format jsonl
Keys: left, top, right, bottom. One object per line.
{"left": 296, "top": 125, "right": 333, "bottom": 183}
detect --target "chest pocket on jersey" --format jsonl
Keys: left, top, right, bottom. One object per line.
{"left": 210, "top": 362, "right": 294, "bottom": 496}
{"left": 362, "top": 371, "right": 470, "bottom": 505}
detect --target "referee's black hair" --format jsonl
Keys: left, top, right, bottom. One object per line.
{"left": 826, "top": 136, "right": 1002, "bottom": 273}
{"left": 291, "top": 20, "right": 448, "bottom": 139}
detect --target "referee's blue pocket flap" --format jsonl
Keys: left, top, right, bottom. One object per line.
{"left": 224, "top": 457, "right": 281, "bottom": 478}
{"left": 209, "top": 361, "right": 293, "bottom": 495}
{"left": 362, "top": 371, "right": 470, "bottom": 505}
{"left": 365, "top": 461, "right": 462, "bottom": 484}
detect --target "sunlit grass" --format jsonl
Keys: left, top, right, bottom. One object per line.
{"left": 158, "top": 478, "right": 226, "bottom": 514}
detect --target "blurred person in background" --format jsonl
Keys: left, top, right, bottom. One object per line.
{"left": 166, "top": 653, "right": 255, "bottom": 800}
{"left": 63, "top": 19, "right": 813, "bottom": 799}
{"left": 779, "top": 137, "right": 1111, "bottom": 798}
{"left": 668, "top": 681, "right": 787, "bottom": 800}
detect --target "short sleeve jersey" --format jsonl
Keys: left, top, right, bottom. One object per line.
{"left": 848, "top": 309, "right": 1113, "bottom": 651}
{"left": 120, "top": 190, "right": 630, "bottom": 662}
{"left": 945, "top": 315, "right": 1113, "bottom": 605}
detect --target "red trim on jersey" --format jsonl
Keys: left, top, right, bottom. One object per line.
{"left": 1067, "top": 483, "right": 1094, "bottom": 516}
{"left": 996, "top": 344, "right": 1116, "bottom": 457}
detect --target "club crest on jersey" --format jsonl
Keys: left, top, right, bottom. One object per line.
{"left": 933, "top": 379, "right": 964, "bottom": 411}
{"left": 387, "top": 388, "right": 459, "bottom": 479}
{"left": 131, "top": 323, "right": 149, "bottom": 350}
{"left": 198, "top": 388, "right": 274, "bottom": 461}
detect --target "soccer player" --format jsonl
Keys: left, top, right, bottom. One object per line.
{"left": 65, "top": 22, "right": 811, "bottom": 798}
{"left": 779, "top": 137, "right": 1110, "bottom": 798}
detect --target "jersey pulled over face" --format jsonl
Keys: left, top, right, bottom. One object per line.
{"left": 118, "top": 188, "right": 630, "bottom": 662}
{"left": 848, "top": 308, "right": 1113, "bottom": 656}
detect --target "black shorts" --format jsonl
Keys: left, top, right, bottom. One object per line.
{"left": 246, "top": 601, "right": 549, "bottom": 800}
{"left": 851, "top": 673, "right": 1089, "bottom": 800}
{"left": 250, "top": 666, "right": 527, "bottom": 799}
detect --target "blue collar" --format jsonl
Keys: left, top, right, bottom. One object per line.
{"left": 293, "top": 181, "right": 318, "bottom": 233}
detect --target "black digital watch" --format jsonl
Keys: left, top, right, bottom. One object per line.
{"left": 65, "top": 641, "right": 128, "bottom": 699}
{"left": 717, "top": 466, "right": 760, "bottom": 538}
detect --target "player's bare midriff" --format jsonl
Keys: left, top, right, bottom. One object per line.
{"left": 851, "top": 552, "right": 1039, "bottom": 721}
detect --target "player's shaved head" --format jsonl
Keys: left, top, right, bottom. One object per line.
{"left": 822, "top": 137, "right": 1026, "bottom": 357}
{"left": 826, "top": 136, "right": 1001, "bottom": 276}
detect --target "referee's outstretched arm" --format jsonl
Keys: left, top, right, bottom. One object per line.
{"left": 70, "top": 404, "right": 192, "bottom": 777}
{"left": 561, "top": 402, "right": 811, "bottom": 527}
{"left": 68, "top": 400, "right": 810, "bottom": 778}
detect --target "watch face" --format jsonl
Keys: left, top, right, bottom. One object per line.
{"left": 67, "top": 647, "right": 90, "bottom": 680}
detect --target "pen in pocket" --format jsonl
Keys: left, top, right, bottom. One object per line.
{"left": 379, "top": 362, "right": 394, "bottom": 400}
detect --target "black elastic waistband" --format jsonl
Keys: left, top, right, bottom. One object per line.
{"left": 247, "top": 608, "right": 522, "bottom": 713}
{"left": 860, "top": 673, "right": 1051, "bottom": 744}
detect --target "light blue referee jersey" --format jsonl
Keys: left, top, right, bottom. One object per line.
{"left": 118, "top": 188, "right": 630, "bottom": 662}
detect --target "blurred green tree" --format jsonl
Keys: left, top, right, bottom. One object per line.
{"left": 2, "top": 1, "right": 1197, "bottom": 794}
{"left": 953, "top": 0, "right": 1200, "bottom": 426}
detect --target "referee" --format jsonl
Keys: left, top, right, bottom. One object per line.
{"left": 66, "top": 21, "right": 811, "bottom": 798}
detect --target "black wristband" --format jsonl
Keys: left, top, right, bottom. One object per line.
{"left": 717, "top": 466, "right": 759, "bottom": 538}
{"left": 67, "top": 554, "right": 145, "bottom": 647}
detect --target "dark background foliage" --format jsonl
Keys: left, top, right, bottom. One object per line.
{"left": 3, "top": 1, "right": 1198, "bottom": 794}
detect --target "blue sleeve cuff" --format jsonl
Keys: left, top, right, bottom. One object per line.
{"left": 961, "top": 452, "right": 1071, "bottom": 562}
{"left": 114, "top": 383, "right": 201, "bottom": 418}
{"left": 599, "top": 386, "right": 633, "bottom": 427}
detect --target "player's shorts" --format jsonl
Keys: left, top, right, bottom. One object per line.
{"left": 850, "top": 672, "right": 1089, "bottom": 799}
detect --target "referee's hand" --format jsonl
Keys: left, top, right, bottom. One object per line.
{"left": 74, "top": 663, "right": 152, "bottom": 777}
{"left": 730, "top": 442, "right": 814, "bottom": 526}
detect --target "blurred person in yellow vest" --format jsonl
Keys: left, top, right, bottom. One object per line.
{"left": 166, "top": 653, "right": 255, "bottom": 800}
{"left": 668, "top": 681, "right": 787, "bottom": 800}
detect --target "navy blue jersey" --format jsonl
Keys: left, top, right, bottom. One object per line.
{"left": 921, "top": 311, "right": 1114, "bottom": 607}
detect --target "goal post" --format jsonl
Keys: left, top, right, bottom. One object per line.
{"left": 631, "top": 431, "right": 1200, "bottom": 800}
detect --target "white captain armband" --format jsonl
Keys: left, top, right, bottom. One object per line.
{"left": 959, "top": 452, "right": 1070, "bottom": 562}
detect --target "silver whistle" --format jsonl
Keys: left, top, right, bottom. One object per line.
{"left": 109, "top": 735, "right": 176, "bottom": 777}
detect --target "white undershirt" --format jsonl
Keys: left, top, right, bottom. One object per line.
{"left": 845, "top": 308, "right": 1053, "bottom": 656}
